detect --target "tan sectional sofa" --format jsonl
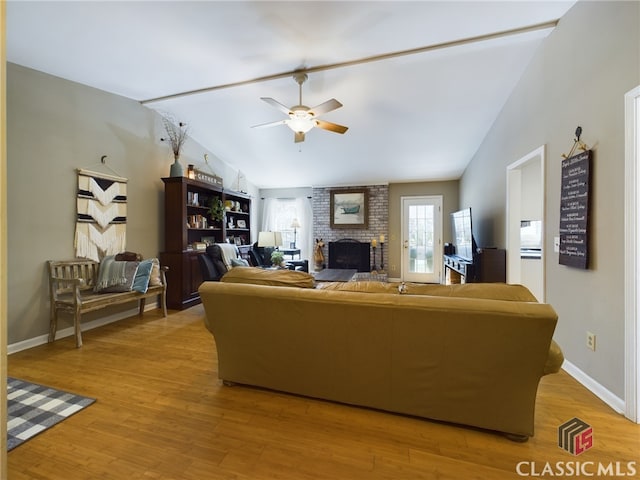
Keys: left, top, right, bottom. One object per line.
{"left": 199, "top": 267, "right": 563, "bottom": 440}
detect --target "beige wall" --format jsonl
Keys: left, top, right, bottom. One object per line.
{"left": 7, "top": 63, "right": 258, "bottom": 346}
{"left": 387, "top": 180, "right": 459, "bottom": 279}
{"left": 460, "top": 1, "right": 639, "bottom": 398}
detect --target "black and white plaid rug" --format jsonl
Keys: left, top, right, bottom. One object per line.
{"left": 7, "top": 377, "right": 96, "bottom": 451}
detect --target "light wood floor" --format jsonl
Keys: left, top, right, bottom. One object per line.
{"left": 7, "top": 306, "right": 640, "bottom": 479}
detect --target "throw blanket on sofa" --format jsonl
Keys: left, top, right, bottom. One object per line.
{"left": 217, "top": 243, "right": 240, "bottom": 270}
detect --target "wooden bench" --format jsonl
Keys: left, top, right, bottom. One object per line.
{"left": 48, "top": 257, "right": 168, "bottom": 348}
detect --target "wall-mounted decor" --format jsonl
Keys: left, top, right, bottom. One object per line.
{"left": 330, "top": 188, "right": 369, "bottom": 229}
{"left": 559, "top": 149, "right": 591, "bottom": 269}
{"left": 193, "top": 167, "right": 223, "bottom": 187}
{"left": 74, "top": 169, "right": 128, "bottom": 261}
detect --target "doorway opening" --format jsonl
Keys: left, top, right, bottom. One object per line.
{"left": 506, "top": 146, "right": 546, "bottom": 302}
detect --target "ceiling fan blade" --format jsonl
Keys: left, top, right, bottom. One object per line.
{"left": 294, "top": 132, "right": 305, "bottom": 143}
{"left": 251, "top": 119, "right": 287, "bottom": 129}
{"left": 308, "top": 98, "right": 343, "bottom": 116}
{"left": 315, "top": 119, "right": 348, "bottom": 134}
{"left": 261, "top": 97, "right": 292, "bottom": 115}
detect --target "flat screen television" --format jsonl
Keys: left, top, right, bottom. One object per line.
{"left": 451, "top": 207, "right": 476, "bottom": 262}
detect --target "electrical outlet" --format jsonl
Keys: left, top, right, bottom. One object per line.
{"left": 586, "top": 331, "right": 596, "bottom": 351}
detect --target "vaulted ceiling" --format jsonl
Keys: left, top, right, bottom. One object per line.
{"left": 6, "top": 1, "right": 576, "bottom": 188}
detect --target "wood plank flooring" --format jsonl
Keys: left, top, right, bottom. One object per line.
{"left": 7, "top": 305, "right": 640, "bottom": 479}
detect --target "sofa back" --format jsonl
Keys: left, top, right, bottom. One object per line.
{"left": 199, "top": 281, "right": 558, "bottom": 437}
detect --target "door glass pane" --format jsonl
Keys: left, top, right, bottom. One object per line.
{"left": 409, "top": 204, "right": 434, "bottom": 274}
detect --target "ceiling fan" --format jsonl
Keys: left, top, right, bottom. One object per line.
{"left": 252, "top": 72, "right": 348, "bottom": 143}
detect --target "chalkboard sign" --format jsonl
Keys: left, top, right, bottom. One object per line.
{"left": 559, "top": 150, "right": 592, "bottom": 269}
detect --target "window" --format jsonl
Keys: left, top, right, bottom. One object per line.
{"left": 272, "top": 199, "right": 298, "bottom": 247}
{"left": 262, "top": 197, "right": 313, "bottom": 259}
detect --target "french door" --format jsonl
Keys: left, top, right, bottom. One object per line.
{"left": 401, "top": 196, "right": 443, "bottom": 283}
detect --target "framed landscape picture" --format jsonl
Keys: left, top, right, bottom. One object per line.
{"left": 330, "top": 189, "right": 369, "bottom": 229}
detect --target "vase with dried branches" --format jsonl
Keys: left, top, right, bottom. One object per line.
{"left": 161, "top": 115, "right": 189, "bottom": 177}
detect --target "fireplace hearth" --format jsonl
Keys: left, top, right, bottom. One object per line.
{"left": 328, "top": 239, "right": 371, "bottom": 272}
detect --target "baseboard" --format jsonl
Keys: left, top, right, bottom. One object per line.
{"left": 562, "top": 359, "right": 625, "bottom": 414}
{"left": 8, "top": 302, "right": 159, "bottom": 355}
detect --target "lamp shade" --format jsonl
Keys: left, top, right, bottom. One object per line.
{"left": 258, "top": 231, "right": 283, "bottom": 247}
{"left": 290, "top": 218, "right": 301, "bottom": 229}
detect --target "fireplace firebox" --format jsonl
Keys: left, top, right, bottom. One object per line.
{"left": 328, "top": 239, "right": 371, "bottom": 272}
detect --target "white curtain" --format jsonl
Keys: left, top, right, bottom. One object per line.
{"left": 295, "top": 196, "right": 313, "bottom": 261}
{"left": 261, "top": 197, "right": 278, "bottom": 235}
{"left": 260, "top": 196, "right": 313, "bottom": 261}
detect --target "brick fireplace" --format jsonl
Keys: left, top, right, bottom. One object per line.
{"left": 312, "top": 185, "right": 389, "bottom": 272}
{"left": 328, "top": 239, "right": 371, "bottom": 272}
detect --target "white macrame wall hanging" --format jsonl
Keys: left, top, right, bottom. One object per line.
{"left": 74, "top": 169, "right": 128, "bottom": 261}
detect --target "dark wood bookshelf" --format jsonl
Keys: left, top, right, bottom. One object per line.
{"left": 160, "top": 177, "right": 252, "bottom": 309}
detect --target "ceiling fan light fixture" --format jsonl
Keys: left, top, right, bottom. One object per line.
{"left": 287, "top": 110, "right": 316, "bottom": 134}
{"left": 253, "top": 72, "right": 347, "bottom": 142}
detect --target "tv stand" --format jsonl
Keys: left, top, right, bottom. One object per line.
{"left": 443, "top": 248, "right": 506, "bottom": 284}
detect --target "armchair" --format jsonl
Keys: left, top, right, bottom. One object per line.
{"left": 198, "top": 250, "right": 220, "bottom": 282}
{"left": 249, "top": 243, "right": 270, "bottom": 267}
{"left": 199, "top": 244, "right": 245, "bottom": 282}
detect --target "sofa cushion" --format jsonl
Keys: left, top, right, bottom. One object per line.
{"left": 401, "top": 283, "right": 538, "bottom": 302}
{"left": 221, "top": 266, "right": 315, "bottom": 288}
{"left": 317, "top": 281, "right": 399, "bottom": 294}
{"left": 317, "top": 281, "right": 537, "bottom": 302}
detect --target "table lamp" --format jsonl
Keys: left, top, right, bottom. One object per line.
{"left": 258, "top": 231, "right": 282, "bottom": 248}
{"left": 290, "top": 218, "right": 301, "bottom": 248}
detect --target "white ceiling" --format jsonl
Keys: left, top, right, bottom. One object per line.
{"left": 6, "top": 1, "right": 576, "bottom": 189}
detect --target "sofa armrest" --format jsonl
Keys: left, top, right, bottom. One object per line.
{"left": 544, "top": 340, "right": 564, "bottom": 375}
